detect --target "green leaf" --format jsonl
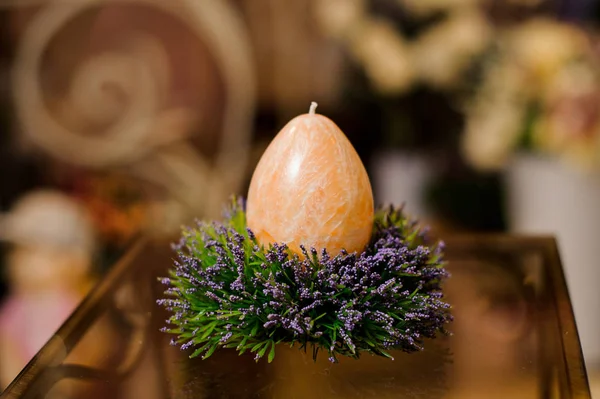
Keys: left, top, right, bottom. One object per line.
{"left": 251, "top": 341, "right": 265, "bottom": 352}
{"left": 190, "top": 341, "right": 212, "bottom": 358}
{"left": 202, "top": 343, "right": 219, "bottom": 360}
{"left": 257, "top": 341, "right": 270, "bottom": 360}
{"left": 363, "top": 338, "right": 376, "bottom": 348}
{"left": 238, "top": 342, "right": 251, "bottom": 355}
{"left": 237, "top": 335, "right": 249, "bottom": 350}
{"left": 313, "top": 313, "right": 328, "bottom": 322}
{"left": 268, "top": 341, "right": 276, "bottom": 363}
{"left": 200, "top": 321, "right": 218, "bottom": 340}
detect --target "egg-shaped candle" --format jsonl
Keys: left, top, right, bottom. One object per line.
{"left": 246, "top": 102, "right": 374, "bottom": 256}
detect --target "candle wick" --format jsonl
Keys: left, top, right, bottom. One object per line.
{"left": 309, "top": 102, "right": 318, "bottom": 115}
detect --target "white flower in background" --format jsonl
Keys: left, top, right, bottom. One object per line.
{"left": 505, "top": 19, "right": 589, "bottom": 88}
{"left": 348, "top": 18, "right": 415, "bottom": 95}
{"left": 313, "top": 0, "right": 367, "bottom": 39}
{"left": 533, "top": 62, "right": 600, "bottom": 169}
{"left": 461, "top": 63, "right": 526, "bottom": 170}
{"left": 461, "top": 18, "right": 600, "bottom": 172}
{"left": 398, "top": 0, "right": 482, "bottom": 17}
{"left": 504, "top": 21, "right": 600, "bottom": 171}
{"left": 412, "top": 9, "right": 491, "bottom": 88}
{"left": 462, "top": 103, "right": 524, "bottom": 170}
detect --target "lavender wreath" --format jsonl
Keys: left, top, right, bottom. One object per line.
{"left": 158, "top": 198, "right": 451, "bottom": 363}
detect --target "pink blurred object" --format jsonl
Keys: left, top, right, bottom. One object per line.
{"left": 0, "top": 291, "right": 79, "bottom": 363}
{"left": 0, "top": 190, "right": 96, "bottom": 388}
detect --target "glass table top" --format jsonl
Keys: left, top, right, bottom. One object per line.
{"left": 0, "top": 235, "right": 591, "bottom": 399}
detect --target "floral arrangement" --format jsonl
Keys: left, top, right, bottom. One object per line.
{"left": 158, "top": 198, "right": 451, "bottom": 363}
{"left": 311, "top": 0, "right": 500, "bottom": 153}
{"left": 313, "top": 0, "right": 492, "bottom": 94}
{"left": 461, "top": 18, "right": 600, "bottom": 171}
{"left": 312, "top": 0, "right": 545, "bottom": 156}
{"left": 313, "top": 0, "right": 543, "bottom": 95}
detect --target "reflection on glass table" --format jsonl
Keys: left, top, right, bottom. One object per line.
{"left": 0, "top": 236, "right": 591, "bottom": 399}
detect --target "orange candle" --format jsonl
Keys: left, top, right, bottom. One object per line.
{"left": 246, "top": 102, "right": 374, "bottom": 256}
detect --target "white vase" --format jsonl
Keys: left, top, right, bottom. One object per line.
{"left": 371, "top": 151, "right": 432, "bottom": 219}
{"left": 507, "top": 154, "right": 600, "bottom": 368}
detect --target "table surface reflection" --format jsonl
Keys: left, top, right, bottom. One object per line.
{"left": 0, "top": 235, "right": 591, "bottom": 399}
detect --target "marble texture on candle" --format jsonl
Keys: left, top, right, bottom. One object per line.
{"left": 246, "top": 111, "right": 374, "bottom": 256}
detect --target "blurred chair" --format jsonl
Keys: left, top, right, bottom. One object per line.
{"left": 4, "top": 2, "right": 256, "bottom": 396}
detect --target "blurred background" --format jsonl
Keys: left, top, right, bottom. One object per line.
{"left": 1, "top": 0, "right": 600, "bottom": 395}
